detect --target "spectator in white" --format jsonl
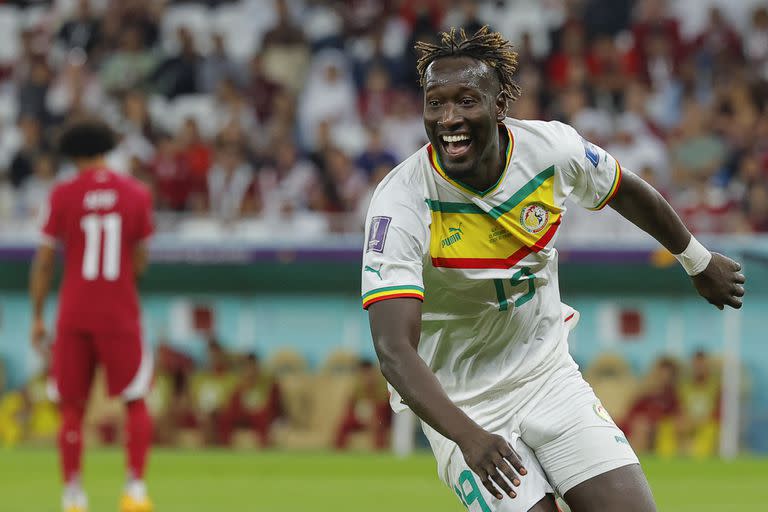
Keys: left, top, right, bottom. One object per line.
{"left": 606, "top": 113, "right": 670, "bottom": 192}
{"left": 558, "top": 86, "right": 612, "bottom": 147}
{"left": 207, "top": 143, "right": 259, "bottom": 221}
{"left": 46, "top": 49, "right": 105, "bottom": 119}
{"left": 18, "top": 153, "right": 57, "bottom": 220}
{"left": 297, "top": 49, "right": 361, "bottom": 151}
{"left": 56, "top": 0, "right": 102, "bottom": 56}
{"left": 151, "top": 26, "right": 202, "bottom": 99}
{"left": 106, "top": 125, "right": 155, "bottom": 175}
{"left": 100, "top": 24, "right": 159, "bottom": 95}
{"left": 198, "top": 33, "right": 243, "bottom": 94}
{"left": 743, "top": 7, "right": 768, "bottom": 80}
{"left": 379, "top": 90, "right": 426, "bottom": 162}
{"left": 259, "top": 139, "right": 317, "bottom": 218}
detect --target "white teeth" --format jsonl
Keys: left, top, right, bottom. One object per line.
{"left": 442, "top": 134, "right": 470, "bottom": 143}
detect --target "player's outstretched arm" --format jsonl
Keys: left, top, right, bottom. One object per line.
{"left": 608, "top": 169, "right": 745, "bottom": 309}
{"left": 369, "top": 298, "right": 527, "bottom": 500}
{"left": 29, "top": 245, "right": 56, "bottom": 357}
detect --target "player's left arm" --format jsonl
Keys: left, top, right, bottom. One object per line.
{"left": 29, "top": 244, "right": 57, "bottom": 356}
{"left": 608, "top": 169, "right": 745, "bottom": 309}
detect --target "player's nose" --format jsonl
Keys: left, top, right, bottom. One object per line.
{"left": 439, "top": 104, "right": 464, "bottom": 129}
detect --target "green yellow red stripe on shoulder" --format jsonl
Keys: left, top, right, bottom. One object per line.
{"left": 362, "top": 285, "right": 425, "bottom": 309}
{"left": 427, "top": 125, "right": 514, "bottom": 197}
{"left": 589, "top": 161, "right": 622, "bottom": 211}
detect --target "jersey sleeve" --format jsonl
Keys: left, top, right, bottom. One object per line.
{"left": 557, "top": 122, "right": 623, "bottom": 210}
{"left": 38, "top": 186, "right": 62, "bottom": 247}
{"left": 361, "top": 188, "right": 428, "bottom": 310}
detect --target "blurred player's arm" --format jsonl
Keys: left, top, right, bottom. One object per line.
{"left": 134, "top": 241, "right": 149, "bottom": 278}
{"left": 29, "top": 244, "right": 56, "bottom": 355}
{"left": 609, "top": 169, "right": 745, "bottom": 309}
{"left": 369, "top": 298, "right": 527, "bottom": 500}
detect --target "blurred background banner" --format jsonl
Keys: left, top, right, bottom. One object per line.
{"left": 0, "top": 0, "right": 768, "bottom": 508}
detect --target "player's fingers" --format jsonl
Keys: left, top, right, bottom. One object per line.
{"left": 734, "top": 273, "right": 746, "bottom": 284}
{"left": 490, "top": 468, "right": 516, "bottom": 499}
{"left": 497, "top": 458, "right": 521, "bottom": 488}
{"left": 501, "top": 449, "right": 527, "bottom": 476}
{"left": 725, "top": 296, "right": 743, "bottom": 309}
{"left": 733, "top": 284, "right": 745, "bottom": 298}
{"left": 732, "top": 260, "right": 742, "bottom": 272}
{"left": 478, "top": 470, "right": 503, "bottom": 500}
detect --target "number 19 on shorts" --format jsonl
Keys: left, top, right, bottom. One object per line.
{"left": 81, "top": 213, "right": 122, "bottom": 280}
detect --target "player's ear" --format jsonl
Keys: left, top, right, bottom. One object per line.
{"left": 495, "top": 92, "right": 508, "bottom": 121}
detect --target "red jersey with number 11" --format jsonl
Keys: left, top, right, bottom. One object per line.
{"left": 40, "top": 168, "right": 153, "bottom": 334}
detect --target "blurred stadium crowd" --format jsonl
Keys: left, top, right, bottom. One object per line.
{"left": 0, "top": 0, "right": 766, "bottom": 236}
{"left": 0, "top": 337, "right": 723, "bottom": 457}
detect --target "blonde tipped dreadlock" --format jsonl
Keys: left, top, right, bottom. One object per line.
{"left": 415, "top": 26, "right": 521, "bottom": 102}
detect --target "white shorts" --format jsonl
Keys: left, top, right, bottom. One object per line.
{"left": 427, "top": 350, "right": 639, "bottom": 511}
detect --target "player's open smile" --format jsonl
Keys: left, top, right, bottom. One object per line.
{"left": 440, "top": 132, "right": 473, "bottom": 159}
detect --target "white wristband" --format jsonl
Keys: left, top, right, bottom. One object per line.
{"left": 673, "top": 236, "right": 712, "bottom": 276}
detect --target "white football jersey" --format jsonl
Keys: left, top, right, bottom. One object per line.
{"left": 362, "top": 118, "right": 622, "bottom": 412}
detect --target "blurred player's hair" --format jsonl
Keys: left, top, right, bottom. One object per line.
{"left": 415, "top": 26, "right": 521, "bottom": 103}
{"left": 57, "top": 117, "right": 117, "bottom": 159}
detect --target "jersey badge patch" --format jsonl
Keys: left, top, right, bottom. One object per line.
{"left": 367, "top": 216, "right": 391, "bottom": 253}
{"left": 583, "top": 138, "right": 600, "bottom": 167}
{"left": 520, "top": 204, "right": 549, "bottom": 234}
{"left": 593, "top": 402, "right": 614, "bottom": 424}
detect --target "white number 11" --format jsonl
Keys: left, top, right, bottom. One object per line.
{"left": 81, "top": 213, "right": 122, "bottom": 280}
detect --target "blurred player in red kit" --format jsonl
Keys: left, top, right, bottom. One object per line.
{"left": 29, "top": 117, "right": 155, "bottom": 512}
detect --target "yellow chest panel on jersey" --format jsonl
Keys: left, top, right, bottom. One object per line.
{"left": 427, "top": 166, "right": 563, "bottom": 270}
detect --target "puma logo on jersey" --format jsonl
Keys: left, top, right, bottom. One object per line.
{"left": 364, "top": 264, "right": 383, "bottom": 280}
{"left": 441, "top": 223, "right": 463, "bottom": 248}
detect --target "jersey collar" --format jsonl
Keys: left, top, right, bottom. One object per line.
{"left": 427, "top": 124, "right": 514, "bottom": 197}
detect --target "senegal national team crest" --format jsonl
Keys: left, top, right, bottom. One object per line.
{"left": 520, "top": 203, "right": 549, "bottom": 234}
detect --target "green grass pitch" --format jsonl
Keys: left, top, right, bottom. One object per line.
{"left": 1, "top": 448, "right": 766, "bottom": 511}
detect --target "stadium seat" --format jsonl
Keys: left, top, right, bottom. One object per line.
{"left": 268, "top": 349, "right": 308, "bottom": 377}
{"left": 211, "top": 4, "right": 264, "bottom": 61}
{"left": 272, "top": 373, "right": 356, "bottom": 450}
{"left": 321, "top": 349, "right": 360, "bottom": 376}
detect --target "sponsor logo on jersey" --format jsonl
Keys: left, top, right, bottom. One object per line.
{"left": 367, "top": 216, "right": 391, "bottom": 253}
{"left": 614, "top": 435, "right": 629, "bottom": 445}
{"left": 520, "top": 203, "right": 549, "bottom": 234}
{"left": 364, "top": 264, "right": 383, "bottom": 280}
{"left": 594, "top": 402, "right": 614, "bottom": 423}
{"left": 583, "top": 138, "right": 600, "bottom": 167}
{"left": 441, "top": 223, "right": 463, "bottom": 248}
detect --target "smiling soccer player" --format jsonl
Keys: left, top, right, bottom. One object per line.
{"left": 361, "top": 27, "right": 745, "bottom": 512}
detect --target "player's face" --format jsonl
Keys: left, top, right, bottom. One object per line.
{"left": 423, "top": 56, "right": 506, "bottom": 180}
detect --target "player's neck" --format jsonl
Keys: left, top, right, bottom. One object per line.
{"left": 461, "top": 126, "right": 507, "bottom": 192}
{"left": 75, "top": 156, "right": 108, "bottom": 173}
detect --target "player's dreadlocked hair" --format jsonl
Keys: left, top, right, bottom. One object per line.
{"left": 415, "top": 26, "right": 521, "bottom": 103}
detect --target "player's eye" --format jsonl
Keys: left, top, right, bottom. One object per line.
{"left": 459, "top": 97, "right": 477, "bottom": 106}
{"left": 427, "top": 99, "right": 441, "bottom": 107}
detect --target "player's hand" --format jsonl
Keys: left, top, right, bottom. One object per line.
{"left": 30, "top": 317, "right": 49, "bottom": 358}
{"left": 691, "top": 252, "right": 745, "bottom": 310}
{"left": 456, "top": 427, "right": 526, "bottom": 500}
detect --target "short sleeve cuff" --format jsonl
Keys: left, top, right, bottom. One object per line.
{"left": 362, "top": 285, "right": 424, "bottom": 310}
{"left": 588, "top": 161, "right": 623, "bottom": 211}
